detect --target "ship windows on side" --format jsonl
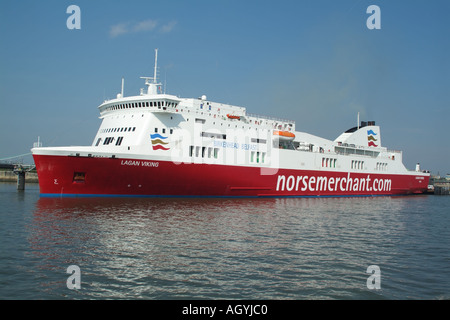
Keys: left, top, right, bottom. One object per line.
{"left": 189, "top": 145, "right": 219, "bottom": 159}
{"left": 103, "top": 137, "right": 114, "bottom": 145}
{"left": 251, "top": 138, "right": 267, "bottom": 144}
{"left": 376, "top": 162, "right": 387, "bottom": 171}
{"left": 351, "top": 160, "right": 364, "bottom": 170}
{"left": 322, "top": 157, "right": 337, "bottom": 168}
{"left": 250, "top": 151, "right": 266, "bottom": 164}
{"left": 201, "top": 132, "right": 226, "bottom": 139}
{"left": 335, "top": 146, "right": 380, "bottom": 158}
{"left": 153, "top": 128, "right": 172, "bottom": 134}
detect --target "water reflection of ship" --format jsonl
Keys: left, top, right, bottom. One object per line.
{"left": 29, "top": 195, "right": 421, "bottom": 299}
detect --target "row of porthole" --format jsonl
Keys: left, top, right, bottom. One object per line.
{"left": 105, "top": 101, "right": 179, "bottom": 111}
{"left": 101, "top": 127, "right": 136, "bottom": 133}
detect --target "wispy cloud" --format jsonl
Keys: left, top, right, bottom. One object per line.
{"left": 110, "top": 22, "right": 130, "bottom": 38}
{"left": 133, "top": 20, "right": 158, "bottom": 33}
{"left": 160, "top": 21, "right": 177, "bottom": 33}
{"left": 109, "top": 19, "right": 176, "bottom": 38}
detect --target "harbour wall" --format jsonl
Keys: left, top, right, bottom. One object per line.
{"left": 433, "top": 183, "right": 450, "bottom": 195}
{"left": 429, "top": 175, "right": 450, "bottom": 195}
{"left": 0, "top": 171, "right": 39, "bottom": 183}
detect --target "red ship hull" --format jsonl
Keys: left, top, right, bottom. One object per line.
{"left": 33, "top": 154, "right": 429, "bottom": 197}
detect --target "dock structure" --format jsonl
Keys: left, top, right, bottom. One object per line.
{"left": 434, "top": 183, "right": 450, "bottom": 195}
{"left": 429, "top": 175, "right": 450, "bottom": 195}
{"left": 14, "top": 165, "right": 26, "bottom": 190}
{"left": 0, "top": 164, "right": 38, "bottom": 190}
{"left": 1, "top": 147, "right": 39, "bottom": 190}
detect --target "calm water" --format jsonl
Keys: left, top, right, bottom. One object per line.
{"left": 0, "top": 182, "right": 449, "bottom": 300}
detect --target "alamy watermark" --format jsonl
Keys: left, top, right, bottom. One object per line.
{"left": 366, "top": 265, "right": 381, "bottom": 290}
{"left": 66, "top": 265, "right": 81, "bottom": 290}
{"left": 367, "top": 5, "right": 381, "bottom": 30}
{"left": 65, "top": 5, "right": 380, "bottom": 31}
{"left": 66, "top": 5, "right": 81, "bottom": 30}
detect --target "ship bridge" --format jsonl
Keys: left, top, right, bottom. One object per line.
{"left": 98, "top": 49, "right": 183, "bottom": 117}
{"left": 98, "top": 95, "right": 181, "bottom": 118}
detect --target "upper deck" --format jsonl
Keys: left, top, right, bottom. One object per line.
{"left": 98, "top": 94, "right": 181, "bottom": 118}
{"left": 98, "top": 49, "right": 295, "bottom": 132}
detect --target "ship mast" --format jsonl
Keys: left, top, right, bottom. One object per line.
{"left": 153, "top": 48, "right": 158, "bottom": 84}
{"left": 357, "top": 112, "right": 360, "bottom": 130}
{"left": 141, "top": 48, "right": 161, "bottom": 95}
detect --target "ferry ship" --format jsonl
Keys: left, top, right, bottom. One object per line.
{"left": 32, "top": 50, "right": 430, "bottom": 197}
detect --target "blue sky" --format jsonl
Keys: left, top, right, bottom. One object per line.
{"left": 1, "top": 0, "right": 449, "bottom": 174}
